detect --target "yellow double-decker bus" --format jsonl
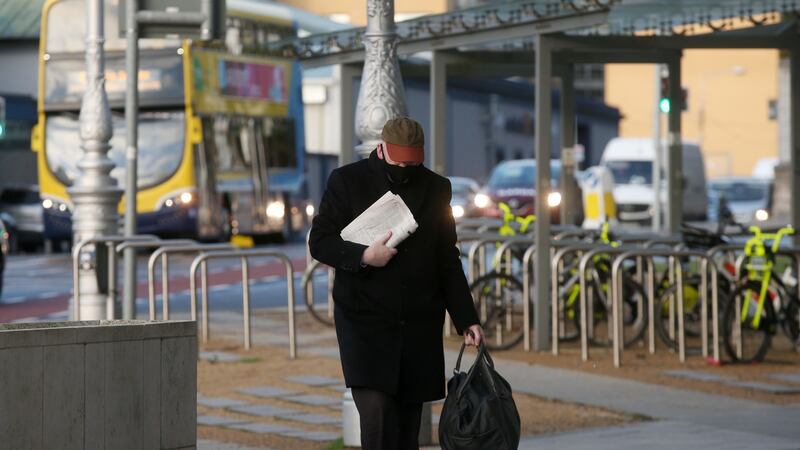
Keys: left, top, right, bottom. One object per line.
{"left": 33, "top": 0, "right": 318, "bottom": 245}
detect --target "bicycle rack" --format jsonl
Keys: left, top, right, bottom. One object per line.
{"left": 147, "top": 243, "right": 235, "bottom": 320}
{"left": 467, "top": 234, "right": 531, "bottom": 283}
{"left": 301, "top": 259, "right": 335, "bottom": 327}
{"left": 611, "top": 249, "right": 720, "bottom": 368}
{"left": 577, "top": 245, "right": 644, "bottom": 362}
{"left": 492, "top": 237, "right": 535, "bottom": 277}
{"left": 550, "top": 242, "right": 611, "bottom": 355}
{"left": 72, "top": 234, "right": 159, "bottom": 320}
{"left": 189, "top": 249, "right": 297, "bottom": 358}
{"left": 553, "top": 229, "right": 595, "bottom": 241}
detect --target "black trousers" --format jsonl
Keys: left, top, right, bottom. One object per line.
{"left": 351, "top": 387, "right": 423, "bottom": 450}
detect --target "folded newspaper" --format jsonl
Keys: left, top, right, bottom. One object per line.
{"left": 340, "top": 191, "right": 418, "bottom": 248}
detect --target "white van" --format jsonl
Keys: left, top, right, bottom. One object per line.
{"left": 600, "top": 137, "right": 708, "bottom": 224}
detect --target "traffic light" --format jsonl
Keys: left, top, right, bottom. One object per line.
{"left": 0, "top": 97, "right": 5, "bottom": 139}
{"left": 658, "top": 76, "right": 688, "bottom": 113}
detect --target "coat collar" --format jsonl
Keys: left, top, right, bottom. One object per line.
{"left": 367, "top": 149, "right": 433, "bottom": 218}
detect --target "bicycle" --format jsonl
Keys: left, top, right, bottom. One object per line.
{"left": 722, "top": 225, "right": 800, "bottom": 363}
{"left": 468, "top": 202, "right": 534, "bottom": 350}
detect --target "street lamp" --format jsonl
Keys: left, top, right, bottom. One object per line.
{"left": 69, "top": 0, "right": 122, "bottom": 320}
{"left": 353, "top": 0, "right": 408, "bottom": 157}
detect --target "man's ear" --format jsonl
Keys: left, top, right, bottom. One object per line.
{"left": 376, "top": 143, "right": 384, "bottom": 160}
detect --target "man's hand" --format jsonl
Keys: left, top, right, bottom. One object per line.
{"left": 464, "top": 324, "right": 484, "bottom": 347}
{"left": 361, "top": 231, "right": 398, "bottom": 267}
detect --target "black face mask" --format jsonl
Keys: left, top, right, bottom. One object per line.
{"left": 383, "top": 159, "right": 420, "bottom": 184}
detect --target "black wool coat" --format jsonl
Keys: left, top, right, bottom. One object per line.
{"left": 308, "top": 150, "right": 480, "bottom": 403}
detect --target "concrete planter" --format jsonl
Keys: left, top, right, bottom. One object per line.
{"left": 0, "top": 320, "right": 197, "bottom": 450}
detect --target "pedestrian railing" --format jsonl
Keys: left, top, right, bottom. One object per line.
{"left": 72, "top": 234, "right": 159, "bottom": 320}
{"left": 146, "top": 243, "right": 235, "bottom": 320}
{"left": 189, "top": 249, "right": 297, "bottom": 358}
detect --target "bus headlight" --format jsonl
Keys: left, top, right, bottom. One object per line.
{"left": 452, "top": 205, "right": 465, "bottom": 218}
{"left": 159, "top": 191, "right": 195, "bottom": 209}
{"left": 755, "top": 209, "right": 769, "bottom": 222}
{"left": 547, "top": 191, "right": 562, "bottom": 208}
{"left": 42, "top": 198, "right": 72, "bottom": 213}
{"left": 266, "top": 201, "right": 285, "bottom": 219}
{"left": 305, "top": 204, "right": 315, "bottom": 217}
{"left": 474, "top": 193, "right": 491, "bottom": 208}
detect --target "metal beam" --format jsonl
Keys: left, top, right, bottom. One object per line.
{"left": 550, "top": 21, "right": 799, "bottom": 51}
{"left": 300, "top": 11, "right": 608, "bottom": 69}
{"left": 557, "top": 64, "right": 579, "bottom": 226}
{"left": 554, "top": 50, "right": 675, "bottom": 65}
{"left": 534, "top": 35, "right": 553, "bottom": 352}
{"left": 791, "top": 49, "right": 800, "bottom": 231}
{"left": 338, "top": 64, "right": 360, "bottom": 166}
{"left": 430, "top": 51, "right": 448, "bottom": 175}
{"left": 666, "top": 53, "right": 683, "bottom": 235}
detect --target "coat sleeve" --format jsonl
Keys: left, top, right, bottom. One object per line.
{"left": 308, "top": 168, "right": 369, "bottom": 273}
{"left": 438, "top": 180, "right": 480, "bottom": 334}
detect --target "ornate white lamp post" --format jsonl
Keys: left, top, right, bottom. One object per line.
{"left": 69, "top": 0, "right": 122, "bottom": 320}
{"left": 354, "top": 0, "right": 409, "bottom": 157}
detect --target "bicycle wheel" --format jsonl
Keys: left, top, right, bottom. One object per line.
{"left": 586, "top": 271, "right": 648, "bottom": 348}
{"left": 722, "top": 280, "right": 777, "bottom": 363}
{"left": 555, "top": 273, "right": 581, "bottom": 342}
{"left": 469, "top": 272, "right": 526, "bottom": 350}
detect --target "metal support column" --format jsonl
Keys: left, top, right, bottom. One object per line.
{"left": 652, "top": 64, "right": 663, "bottom": 232}
{"left": 790, "top": 49, "right": 800, "bottom": 230}
{"left": 338, "top": 64, "right": 359, "bottom": 167}
{"left": 123, "top": 0, "right": 139, "bottom": 320}
{"left": 430, "top": 51, "right": 448, "bottom": 175}
{"left": 534, "top": 36, "right": 553, "bottom": 351}
{"left": 69, "top": 0, "right": 123, "bottom": 320}
{"left": 557, "top": 63, "right": 578, "bottom": 225}
{"left": 666, "top": 54, "right": 683, "bottom": 235}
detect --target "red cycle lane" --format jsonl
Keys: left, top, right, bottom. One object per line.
{"left": 0, "top": 257, "right": 309, "bottom": 323}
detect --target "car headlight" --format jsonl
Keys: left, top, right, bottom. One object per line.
{"left": 452, "top": 205, "right": 465, "bottom": 218}
{"left": 755, "top": 209, "right": 769, "bottom": 222}
{"left": 42, "top": 197, "right": 72, "bottom": 213}
{"left": 266, "top": 201, "right": 285, "bottom": 219}
{"left": 159, "top": 191, "right": 196, "bottom": 209}
{"left": 547, "top": 191, "right": 562, "bottom": 208}
{"left": 306, "top": 204, "right": 315, "bottom": 217}
{"left": 474, "top": 193, "right": 491, "bottom": 208}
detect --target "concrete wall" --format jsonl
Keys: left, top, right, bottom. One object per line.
{"left": 0, "top": 320, "right": 197, "bottom": 450}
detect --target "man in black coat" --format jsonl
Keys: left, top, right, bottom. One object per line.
{"left": 309, "top": 117, "right": 483, "bottom": 450}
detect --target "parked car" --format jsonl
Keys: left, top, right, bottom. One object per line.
{"left": 473, "top": 159, "right": 571, "bottom": 223}
{"left": 600, "top": 137, "right": 708, "bottom": 225}
{"left": 708, "top": 177, "right": 772, "bottom": 224}
{"left": 447, "top": 176, "right": 481, "bottom": 221}
{"left": 0, "top": 185, "right": 44, "bottom": 251}
{"left": 0, "top": 215, "right": 8, "bottom": 299}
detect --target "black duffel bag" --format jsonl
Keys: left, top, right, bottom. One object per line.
{"left": 439, "top": 341, "right": 520, "bottom": 450}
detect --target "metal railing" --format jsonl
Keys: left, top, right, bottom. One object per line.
{"left": 189, "top": 249, "right": 297, "bottom": 358}
{"left": 146, "top": 243, "right": 234, "bottom": 320}
{"left": 301, "top": 259, "right": 335, "bottom": 326}
{"left": 610, "top": 249, "right": 720, "bottom": 367}
{"left": 72, "top": 234, "right": 159, "bottom": 320}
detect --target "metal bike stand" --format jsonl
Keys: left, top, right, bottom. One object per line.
{"left": 611, "top": 249, "right": 720, "bottom": 367}
{"left": 550, "top": 242, "right": 609, "bottom": 356}
{"left": 300, "top": 259, "right": 335, "bottom": 326}
{"left": 72, "top": 234, "right": 159, "bottom": 320}
{"left": 146, "top": 243, "right": 234, "bottom": 320}
{"left": 189, "top": 249, "right": 297, "bottom": 358}
{"left": 492, "top": 237, "right": 535, "bottom": 275}
{"left": 553, "top": 229, "right": 596, "bottom": 241}
{"left": 577, "top": 245, "right": 643, "bottom": 362}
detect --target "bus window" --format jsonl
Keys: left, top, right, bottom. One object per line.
{"left": 260, "top": 118, "right": 297, "bottom": 169}
{"left": 212, "top": 117, "right": 254, "bottom": 174}
{"left": 45, "top": 112, "right": 185, "bottom": 189}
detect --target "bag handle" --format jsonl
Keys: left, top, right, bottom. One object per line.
{"left": 454, "top": 330, "right": 493, "bottom": 373}
{"left": 454, "top": 341, "right": 499, "bottom": 400}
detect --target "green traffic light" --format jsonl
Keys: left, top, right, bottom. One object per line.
{"left": 659, "top": 98, "right": 671, "bottom": 114}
